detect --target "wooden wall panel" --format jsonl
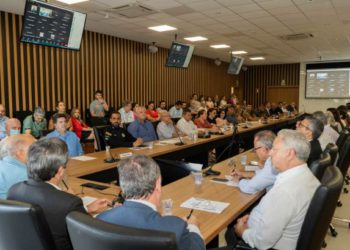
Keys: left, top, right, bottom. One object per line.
{"left": 0, "top": 11, "right": 242, "bottom": 118}
{"left": 243, "top": 63, "right": 300, "bottom": 107}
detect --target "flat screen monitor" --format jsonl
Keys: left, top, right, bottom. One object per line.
{"left": 166, "top": 42, "right": 194, "bottom": 68}
{"left": 305, "top": 62, "right": 350, "bottom": 98}
{"left": 227, "top": 56, "right": 244, "bottom": 75}
{"left": 20, "top": 0, "right": 86, "bottom": 50}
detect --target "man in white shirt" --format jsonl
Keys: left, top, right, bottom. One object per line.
{"left": 232, "top": 130, "right": 277, "bottom": 194}
{"left": 169, "top": 101, "right": 183, "bottom": 118}
{"left": 313, "top": 111, "right": 339, "bottom": 150}
{"left": 0, "top": 104, "right": 8, "bottom": 140}
{"left": 157, "top": 112, "right": 176, "bottom": 140}
{"left": 232, "top": 129, "right": 320, "bottom": 250}
{"left": 177, "top": 108, "right": 198, "bottom": 136}
{"left": 118, "top": 101, "right": 135, "bottom": 124}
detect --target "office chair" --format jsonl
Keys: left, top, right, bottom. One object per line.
{"left": 85, "top": 108, "right": 92, "bottom": 126}
{"left": 296, "top": 166, "right": 343, "bottom": 250}
{"left": 13, "top": 110, "right": 32, "bottom": 124}
{"left": 93, "top": 125, "right": 109, "bottom": 151}
{"left": 309, "top": 152, "right": 331, "bottom": 182}
{"left": 0, "top": 199, "right": 56, "bottom": 250}
{"left": 66, "top": 211, "right": 178, "bottom": 250}
{"left": 323, "top": 143, "right": 338, "bottom": 166}
{"left": 155, "top": 158, "right": 191, "bottom": 186}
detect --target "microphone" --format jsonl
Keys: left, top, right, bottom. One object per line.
{"left": 174, "top": 125, "right": 185, "bottom": 146}
{"left": 203, "top": 126, "right": 240, "bottom": 176}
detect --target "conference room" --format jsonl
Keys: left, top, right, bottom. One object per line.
{"left": 0, "top": 0, "right": 350, "bottom": 249}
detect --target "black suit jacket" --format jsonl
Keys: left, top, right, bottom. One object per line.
{"left": 308, "top": 139, "right": 323, "bottom": 166}
{"left": 7, "top": 180, "right": 86, "bottom": 250}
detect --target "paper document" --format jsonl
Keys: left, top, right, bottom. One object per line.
{"left": 82, "top": 196, "right": 97, "bottom": 207}
{"left": 158, "top": 138, "right": 181, "bottom": 144}
{"left": 71, "top": 156, "right": 96, "bottom": 161}
{"left": 180, "top": 197, "right": 230, "bottom": 214}
{"left": 245, "top": 165, "right": 261, "bottom": 171}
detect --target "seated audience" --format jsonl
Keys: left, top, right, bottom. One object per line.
{"left": 270, "top": 102, "right": 283, "bottom": 116}
{"left": 254, "top": 104, "right": 268, "bottom": 118}
{"left": 207, "top": 108, "right": 217, "bottom": 124}
{"left": 287, "top": 102, "right": 298, "bottom": 115}
{"left": 242, "top": 104, "right": 257, "bottom": 121}
{"left": 213, "top": 94, "right": 220, "bottom": 107}
{"left": 232, "top": 130, "right": 277, "bottom": 194}
{"left": 199, "top": 95, "right": 206, "bottom": 110}
{"left": 118, "top": 100, "right": 135, "bottom": 124}
{"left": 90, "top": 90, "right": 109, "bottom": 118}
{"left": 0, "top": 104, "right": 8, "bottom": 140}
{"left": 265, "top": 102, "right": 272, "bottom": 116}
{"left": 157, "top": 112, "right": 177, "bottom": 140}
{"left": 337, "top": 105, "right": 350, "bottom": 128}
{"left": 104, "top": 112, "right": 143, "bottom": 148}
{"left": 169, "top": 100, "right": 183, "bottom": 118}
{"left": 206, "top": 96, "right": 214, "bottom": 109}
{"left": 7, "top": 138, "right": 110, "bottom": 250}
{"left": 48, "top": 101, "right": 72, "bottom": 130}
{"left": 228, "top": 129, "right": 320, "bottom": 249}
{"left": 5, "top": 118, "right": 21, "bottom": 137}
{"left": 326, "top": 111, "right": 342, "bottom": 133}
{"left": 70, "top": 107, "right": 95, "bottom": 142}
{"left": 156, "top": 100, "right": 167, "bottom": 113}
{"left": 313, "top": 111, "right": 339, "bottom": 150}
{"left": 327, "top": 108, "right": 344, "bottom": 131}
{"left": 227, "top": 94, "right": 237, "bottom": 106}
{"left": 177, "top": 108, "right": 198, "bottom": 136}
{"left": 226, "top": 107, "right": 238, "bottom": 125}
{"left": 219, "top": 95, "right": 228, "bottom": 109}
{"left": 97, "top": 155, "right": 205, "bottom": 250}
{"left": 194, "top": 110, "right": 219, "bottom": 132}
{"left": 22, "top": 107, "right": 47, "bottom": 138}
{"left": 146, "top": 101, "right": 160, "bottom": 122}
{"left": 128, "top": 106, "right": 157, "bottom": 142}
{"left": 190, "top": 93, "right": 201, "bottom": 114}
{"left": 216, "top": 109, "right": 228, "bottom": 127}
{"left": 131, "top": 102, "right": 139, "bottom": 120}
{"left": 47, "top": 113, "right": 83, "bottom": 157}
{"left": 296, "top": 116, "right": 323, "bottom": 166}
{"left": 0, "top": 134, "right": 35, "bottom": 199}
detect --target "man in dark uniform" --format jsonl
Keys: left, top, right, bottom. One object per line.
{"left": 104, "top": 111, "right": 143, "bottom": 148}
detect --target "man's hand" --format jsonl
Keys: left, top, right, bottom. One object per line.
{"left": 183, "top": 215, "right": 200, "bottom": 228}
{"left": 133, "top": 138, "right": 143, "bottom": 147}
{"left": 87, "top": 199, "right": 111, "bottom": 213}
{"left": 235, "top": 214, "right": 249, "bottom": 237}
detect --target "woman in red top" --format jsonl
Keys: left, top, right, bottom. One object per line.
{"left": 71, "top": 107, "right": 95, "bottom": 142}
{"left": 146, "top": 101, "right": 160, "bottom": 122}
{"left": 194, "top": 109, "right": 219, "bottom": 132}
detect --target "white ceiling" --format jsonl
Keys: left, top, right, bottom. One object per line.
{"left": 2, "top": 0, "right": 350, "bottom": 65}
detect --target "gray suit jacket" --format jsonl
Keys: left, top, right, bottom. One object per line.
{"left": 97, "top": 200, "right": 205, "bottom": 250}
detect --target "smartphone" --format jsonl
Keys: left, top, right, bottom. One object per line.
{"left": 211, "top": 178, "right": 229, "bottom": 183}
{"left": 81, "top": 182, "right": 109, "bottom": 190}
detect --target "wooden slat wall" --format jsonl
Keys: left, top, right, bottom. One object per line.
{"left": 0, "top": 11, "right": 241, "bottom": 118}
{"left": 243, "top": 63, "right": 300, "bottom": 107}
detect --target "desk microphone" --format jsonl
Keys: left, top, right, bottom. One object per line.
{"left": 203, "top": 126, "right": 240, "bottom": 176}
{"left": 174, "top": 125, "right": 185, "bottom": 146}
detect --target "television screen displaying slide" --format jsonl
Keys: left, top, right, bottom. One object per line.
{"left": 227, "top": 56, "right": 244, "bottom": 75}
{"left": 166, "top": 42, "right": 194, "bottom": 68}
{"left": 306, "top": 62, "right": 350, "bottom": 98}
{"left": 20, "top": 0, "right": 86, "bottom": 50}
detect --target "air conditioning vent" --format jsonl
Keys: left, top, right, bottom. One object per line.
{"left": 280, "top": 33, "right": 314, "bottom": 41}
{"left": 108, "top": 3, "right": 157, "bottom": 18}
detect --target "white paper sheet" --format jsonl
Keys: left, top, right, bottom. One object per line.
{"left": 245, "top": 165, "right": 261, "bottom": 171}
{"left": 81, "top": 196, "right": 97, "bottom": 207}
{"left": 180, "top": 197, "right": 230, "bottom": 214}
{"left": 71, "top": 156, "right": 96, "bottom": 161}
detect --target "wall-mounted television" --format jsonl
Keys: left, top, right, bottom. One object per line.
{"left": 305, "top": 62, "right": 350, "bottom": 99}
{"left": 166, "top": 42, "right": 194, "bottom": 68}
{"left": 227, "top": 56, "right": 244, "bottom": 75}
{"left": 20, "top": 0, "right": 86, "bottom": 50}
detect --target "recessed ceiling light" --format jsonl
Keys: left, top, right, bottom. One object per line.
{"left": 210, "top": 44, "right": 230, "bottom": 49}
{"left": 232, "top": 50, "right": 247, "bottom": 55}
{"left": 184, "top": 36, "right": 208, "bottom": 42}
{"left": 250, "top": 57, "right": 265, "bottom": 60}
{"left": 148, "top": 25, "right": 177, "bottom": 32}
{"left": 57, "top": 0, "right": 89, "bottom": 4}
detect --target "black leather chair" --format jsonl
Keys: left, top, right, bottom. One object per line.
{"left": 155, "top": 158, "right": 191, "bottom": 186}
{"left": 0, "top": 199, "right": 56, "bottom": 250}
{"left": 45, "top": 111, "right": 56, "bottom": 124}
{"left": 13, "top": 110, "right": 32, "bottom": 124}
{"left": 309, "top": 152, "right": 331, "bottom": 182}
{"left": 93, "top": 125, "right": 109, "bottom": 151}
{"left": 336, "top": 132, "right": 349, "bottom": 151}
{"left": 66, "top": 211, "right": 178, "bottom": 250}
{"left": 323, "top": 143, "right": 338, "bottom": 166}
{"left": 296, "top": 166, "right": 343, "bottom": 250}
{"left": 85, "top": 108, "right": 92, "bottom": 126}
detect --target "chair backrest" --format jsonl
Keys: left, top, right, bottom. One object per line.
{"left": 296, "top": 166, "right": 343, "bottom": 250}
{"left": 85, "top": 108, "right": 92, "bottom": 126}
{"left": 323, "top": 143, "right": 338, "bottom": 166}
{"left": 309, "top": 152, "right": 331, "bottom": 182}
{"left": 336, "top": 137, "right": 350, "bottom": 177}
{"left": 45, "top": 111, "right": 56, "bottom": 123}
{"left": 66, "top": 211, "right": 178, "bottom": 250}
{"left": 91, "top": 117, "right": 107, "bottom": 127}
{"left": 93, "top": 125, "right": 109, "bottom": 151}
{"left": 0, "top": 199, "right": 56, "bottom": 250}
{"left": 155, "top": 158, "right": 191, "bottom": 186}
{"left": 335, "top": 132, "right": 349, "bottom": 151}
{"left": 13, "top": 110, "right": 33, "bottom": 125}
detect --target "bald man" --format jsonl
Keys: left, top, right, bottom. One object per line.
{"left": 5, "top": 118, "right": 21, "bottom": 136}
{"left": 0, "top": 134, "right": 36, "bottom": 199}
{"left": 0, "top": 104, "right": 8, "bottom": 140}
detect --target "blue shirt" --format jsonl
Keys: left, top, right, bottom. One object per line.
{"left": 238, "top": 157, "right": 278, "bottom": 194}
{"left": 46, "top": 130, "right": 83, "bottom": 157}
{"left": 127, "top": 119, "right": 157, "bottom": 142}
{"left": 0, "top": 156, "right": 27, "bottom": 199}
{"left": 0, "top": 116, "right": 8, "bottom": 140}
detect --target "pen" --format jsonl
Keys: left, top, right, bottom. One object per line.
{"left": 62, "top": 180, "right": 69, "bottom": 190}
{"left": 187, "top": 209, "right": 194, "bottom": 220}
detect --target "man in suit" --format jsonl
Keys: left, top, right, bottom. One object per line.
{"left": 97, "top": 155, "right": 205, "bottom": 250}
{"left": 7, "top": 137, "right": 110, "bottom": 250}
{"left": 296, "top": 115, "right": 323, "bottom": 165}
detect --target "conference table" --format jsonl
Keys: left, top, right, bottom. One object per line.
{"left": 65, "top": 116, "right": 298, "bottom": 245}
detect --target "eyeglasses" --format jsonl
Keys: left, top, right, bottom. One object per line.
{"left": 298, "top": 122, "right": 310, "bottom": 130}
{"left": 253, "top": 146, "right": 263, "bottom": 152}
